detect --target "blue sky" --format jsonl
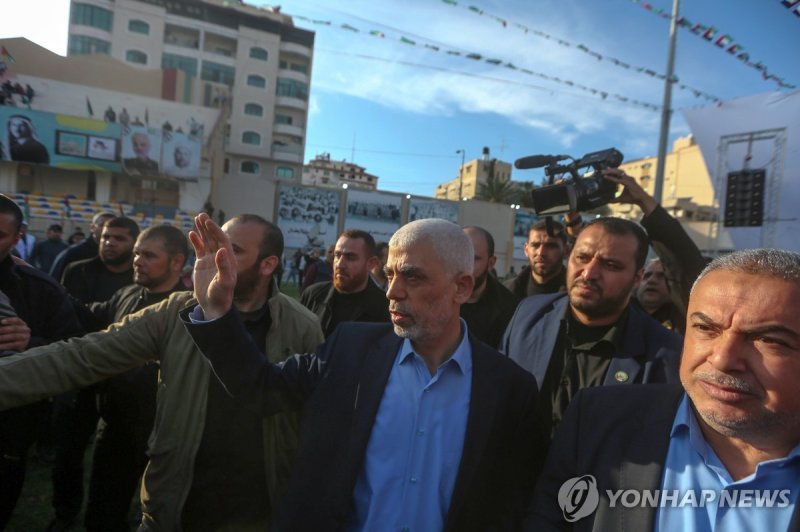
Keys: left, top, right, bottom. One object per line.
{"left": 2, "top": 0, "right": 798, "bottom": 197}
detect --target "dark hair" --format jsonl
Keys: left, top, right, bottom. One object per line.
{"left": 582, "top": 217, "right": 649, "bottom": 270}
{"left": 529, "top": 219, "right": 567, "bottom": 244}
{"left": 139, "top": 225, "right": 189, "bottom": 266}
{"left": 463, "top": 225, "right": 495, "bottom": 257}
{"left": 104, "top": 217, "right": 141, "bottom": 241}
{"left": 376, "top": 241, "right": 389, "bottom": 255}
{"left": 48, "top": 223, "right": 63, "bottom": 232}
{"left": 0, "top": 195, "right": 24, "bottom": 232}
{"left": 340, "top": 229, "right": 377, "bottom": 257}
{"left": 229, "top": 214, "right": 284, "bottom": 259}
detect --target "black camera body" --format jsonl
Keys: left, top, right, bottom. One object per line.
{"left": 518, "top": 148, "right": 624, "bottom": 215}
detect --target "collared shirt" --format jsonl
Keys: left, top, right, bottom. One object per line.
{"left": 656, "top": 394, "right": 800, "bottom": 531}
{"left": 347, "top": 320, "right": 473, "bottom": 532}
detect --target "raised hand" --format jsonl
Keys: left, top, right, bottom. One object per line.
{"left": 603, "top": 168, "right": 658, "bottom": 216}
{"left": 188, "top": 213, "right": 236, "bottom": 319}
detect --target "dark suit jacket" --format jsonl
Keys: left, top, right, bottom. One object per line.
{"left": 185, "top": 315, "right": 542, "bottom": 531}
{"left": 527, "top": 385, "right": 800, "bottom": 531}
{"left": 500, "top": 293, "right": 682, "bottom": 390}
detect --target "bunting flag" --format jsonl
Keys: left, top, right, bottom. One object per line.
{"left": 86, "top": 96, "right": 94, "bottom": 117}
{"left": 627, "top": 0, "right": 796, "bottom": 88}
{"left": 437, "top": 0, "right": 720, "bottom": 101}
{"left": 287, "top": 14, "right": 670, "bottom": 110}
{"left": 780, "top": 0, "right": 800, "bottom": 18}
{"left": 1, "top": 46, "right": 15, "bottom": 64}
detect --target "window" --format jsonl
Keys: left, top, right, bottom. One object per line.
{"left": 162, "top": 53, "right": 197, "bottom": 77}
{"left": 242, "top": 131, "right": 261, "bottom": 145}
{"left": 276, "top": 166, "right": 295, "bottom": 179}
{"left": 201, "top": 60, "right": 235, "bottom": 86}
{"left": 275, "top": 114, "right": 293, "bottom": 125}
{"left": 276, "top": 78, "right": 308, "bottom": 100}
{"left": 244, "top": 103, "right": 263, "bottom": 117}
{"left": 249, "top": 47, "right": 268, "bottom": 60}
{"left": 126, "top": 50, "right": 147, "bottom": 65}
{"left": 240, "top": 161, "right": 260, "bottom": 174}
{"left": 71, "top": 3, "right": 113, "bottom": 31}
{"left": 68, "top": 35, "right": 111, "bottom": 56}
{"left": 247, "top": 75, "right": 266, "bottom": 88}
{"left": 290, "top": 63, "right": 308, "bottom": 74}
{"left": 128, "top": 20, "right": 149, "bottom": 34}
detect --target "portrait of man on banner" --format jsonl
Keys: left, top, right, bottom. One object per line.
{"left": 122, "top": 125, "right": 161, "bottom": 176}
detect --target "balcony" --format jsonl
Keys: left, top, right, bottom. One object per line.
{"left": 275, "top": 96, "right": 308, "bottom": 111}
{"left": 273, "top": 123, "right": 304, "bottom": 137}
{"left": 279, "top": 41, "right": 312, "bottom": 58}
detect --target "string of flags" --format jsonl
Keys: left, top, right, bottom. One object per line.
{"left": 436, "top": 0, "right": 720, "bottom": 102}
{"left": 780, "top": 0, "right": 800, "bottom": 19}
{"left": 627, "top": 0, "right": 796, "bottom": 89}
{"left": 286, "top": 13, "right": 666, "bottom": 111}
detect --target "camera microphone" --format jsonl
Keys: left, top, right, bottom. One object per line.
{"left": 514, "top": 154, "right": 569, "bottom": 170}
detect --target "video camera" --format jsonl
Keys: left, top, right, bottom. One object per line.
{"left": 515, "top": 148, "right": 624, "bottom": 215}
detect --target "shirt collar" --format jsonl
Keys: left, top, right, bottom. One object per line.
{"left": 397, "top": 318, "right": 472, "bottom": 375}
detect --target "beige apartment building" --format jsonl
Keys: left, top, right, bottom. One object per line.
{"left": 435, "top": 147, "right": 513, "bottom": 201}
{"left": 302, "top": 153, "right": 379, "bottom": 191}
{"left": 0, "top": 0, "right": 314, "bottom": 227}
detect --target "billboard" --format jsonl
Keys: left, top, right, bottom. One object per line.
{"left": 161, "top": 130, "right": 202, "bottom": 182}
{"left": 277, "top": 185, "right": 341, "bottom": 250}
{"left": 0, "top": 107, "right": 122, "bottom": 171}
{"left": 408, "top": 198, "right": 459, "bottom": 223}
{"left": 344, "top": 189, "right": 402, "bottom": 242}
{"left": 121, "top": 124, "right": 162, "bottom": 177}
{"left": 512, "top": 210, "right": 537, "bottom": 260}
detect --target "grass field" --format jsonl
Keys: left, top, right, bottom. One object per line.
{"left": 6, "top": 281, "right": 303, "bottom": 531}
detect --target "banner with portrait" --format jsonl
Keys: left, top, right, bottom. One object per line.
{"left": 121, "top": 125, "right": 162, "bottom": 177}
{"left": 161, "top": 130, "right": 202, "bottom": 182}
{"left": 407, "top": 197, "right": 459, "bottom": 223}
{"left": 513, "top": 210, "right": 538, "bottom": 260}
{"left": 0, "top": 107, "right": 122, "bottom": 171}
{"left": 344, "top": 189, "right": 402, "bottom": 242}
{"left": 277, "top": 184, "right": 341, "bottom": 250}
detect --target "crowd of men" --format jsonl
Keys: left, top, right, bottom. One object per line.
{"left": 0, "top": 165, "right": 797, "bottom": 531}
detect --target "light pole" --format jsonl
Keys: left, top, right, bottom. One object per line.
{"left": 456, "top": 149, "right": 466, "bottom": 200}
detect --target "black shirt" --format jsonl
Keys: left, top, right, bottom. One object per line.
{"left": 504, "top": 265, "right": 566, "bottom": 300}
{"left": 301, "top": 280, "right": 390, "bottom": 337}
{"left": 181, "top": 302, "right": 271, "bottom": 531}
{"left": 536, "top": 307, "right": 628, "bottom": 443}
{"left": 460, "top": 274, "right": 518, "bottom": 348}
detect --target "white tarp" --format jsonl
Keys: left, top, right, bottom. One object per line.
{"left": 682, "top": 91, "right": 800, "bottom": 252}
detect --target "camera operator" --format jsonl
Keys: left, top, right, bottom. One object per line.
{"left": 582, "top": 168, "right": 706, "bottom": 334}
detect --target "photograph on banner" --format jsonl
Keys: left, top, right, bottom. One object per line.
{"left": 161, "top": 130, "right": 202, "bottom": 182}
{"left": 122, "top": 124, "right": 162, "bottom": 176}
{"left": 408, "top": 197, "right": 459, "bottom": 223}
{"left": 0, "top": 107, "right": 122, "bottom": 171}
{"left": 277, "top": 185, "right": 340, "bottom": 250}
{"left": 344, "top": 189, "right": 402, "bottom": 242}
{"left": 513, "top": 210, "right": 538, "bottom": 260}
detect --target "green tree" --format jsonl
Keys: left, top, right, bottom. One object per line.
{"left": 477, "top": 175, "right": 517, "bottom": 204}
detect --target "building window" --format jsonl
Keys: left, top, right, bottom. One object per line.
{"left": 276, "top": 166, "right": 294, "bottom": 179}
{"left": 126, "top": 50, "right": 147, "bottom": 65}
{"left": 68, "top": 35, "right": 111, "bottom": 56}
{"left": 244, "top": 103, "right": 263, "bottom": 117}
{"left": 201, "top": 60, "right": 235, "bottom": 86}
{"left": 240, "top": 161, "right": 260, "bottom": 174}
{"left": 276, "top": 78, "right": 308, "bottom": 100}
{"left": 290, "top": 63, "right": 308, "bottom": 74}
{"left": 242, "top": 131, "right": 261, "bottom": 145}
{"left": 71, "top": 3, "right": 113, "bottom": 31}
{"left": 162, "top": 53, "right": 197, "bottom": 77}
{"left": 128, "top": 19, "right": 149, "bottom": 34}
{"left": 247, "top": 75, "right": 266, "bottom": 88}
{"left": 224, "top": 158, "right": 230, "bottom": 173}
{"left": 275, "top": 114, "right": 293, "bottom": 125}
{"left": 249, "top": 47, "right": 268, "bottom": 60}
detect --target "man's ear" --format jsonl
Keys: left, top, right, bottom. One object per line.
{"left": 487, "top": 255, "right": 497, "bottom": 271}
{"left": 171, "top": 254, "right": 186, "bottom": 274}
{"left": 367, "top": 255, "right": 379, "bottom": 271}
{"left": 454, "top": 272, "right": 475, "bottom": 304}
{"left": 260, "top": 255, "right": 280, "bottom": 277}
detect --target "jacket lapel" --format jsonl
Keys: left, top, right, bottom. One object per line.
{"left": 445, "top": 338, "right": 500, "bottom": 529}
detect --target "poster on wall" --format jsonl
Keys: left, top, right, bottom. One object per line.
{"left": 407, "top": 198, "right": 459, "bottom": 223}
{"left": 513, "top": 210, "right": 537, "bottom": 260}
{"left": 344, "top": 189, "right": 402, "bottom": 242}
{"left": 0, "top": 107, "right": 122, "bottom": 171}
{"left": 161, "top": 130, "right": 202, "bottom": 182}
{"left": 277, "top": 185, "right": 341, "bottom": 250}
{"left": 121, "top": 124, "right": 162, "bottom": 176}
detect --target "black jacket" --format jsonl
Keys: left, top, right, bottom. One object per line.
{"left": 185, "top": 318, "right": 543, "bottom": 531}
{"left": 300, "top": 280, "right": 389, "bottom": 337}
{"left": 461, "top": 273, "right": 519, "bottom": 348}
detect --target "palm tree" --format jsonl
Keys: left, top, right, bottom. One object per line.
{"left": 477, "top": 175, "right": 517, "bottom": 204}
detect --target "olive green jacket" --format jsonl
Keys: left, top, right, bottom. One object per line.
{"left": 0, "top": 284, "right": 324, "bottom": 531}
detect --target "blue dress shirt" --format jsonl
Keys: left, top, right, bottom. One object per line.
{"left": 656, "top": 394, "right": 800, "bottom": 531}
{"left": 346, "top": 321, "right": 473, "bottom": 532}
